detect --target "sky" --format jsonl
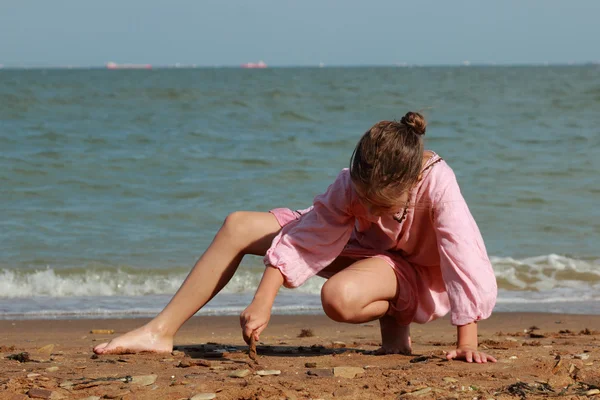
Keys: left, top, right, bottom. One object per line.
{"left": 1, "top": 0, "right": 599, "bottom": 67}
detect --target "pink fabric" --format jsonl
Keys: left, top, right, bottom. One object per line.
{"left": 265, "top": 153, "right": 497, "bottom": 326}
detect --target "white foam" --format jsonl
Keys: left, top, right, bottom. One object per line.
{"left": 491, "top": 254, "right": 600, "bottom": 291}
{"left": 0, "top": 254, "right": 598, "bottom": 299}
{"left": 0, "top": 268, "right": 186, "bottom": 297}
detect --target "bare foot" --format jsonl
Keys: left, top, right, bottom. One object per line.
{"left": 93, "top": 325, "right": 173, "bottom": 355}
{"left": 376, "top": 315, "right": 411, "bottom": 355}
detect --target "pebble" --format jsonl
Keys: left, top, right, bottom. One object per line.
{"left": 255, "top": 370, "right": 281, "bottom": 376}
{"left": 38, "top": 344, "right": 55, "bottom": 355}
{"left": 90, "top": 329, "right": 114, "bottom": 334}
{"left": 172, "top": 350, "right": 185, "bottom": 357}
{"left": 333, "top": 366, "right": 364, "bottom": 378}
{"left": 403, "top": 387, "right": 432, "bottom": 397}
{"left": 228, "top": 369, "right": 250, "bottom": 378}
{"left": 103, "top": 391, "right": 130, "bottom": 399}
{"left": 331, "top": 341, "right": 346, "bottom": 348}
{"left": 190, "top": 394, "right": 217, "bottom": 400}
{"left": 79, "top": 397, "right": 101, "bottom": 400}
{"left": 443, "top": 377, "right": 458, "bottom": 383}
{"left": 333, "top": 387, "right": 354, "bottom": 397}
{"left": 59, "top": 381, "right": 74, "bottom": 389}
{"left": 575, "top": 353, "right": 590, "bottom": 360}
{"left": 27, "top": 388, "right": 52, "bottom": 399}
{"left": 45, "top": 366, "right": 59, "bottom": 372}
{"left": 131, "top": 374, "right": 158, "bottom": 386}
{"left": 586, "top": 389, "right": 600, "bottom": 396}
{"left": 304, "top": 362, "right": 317, "bottom": 368}
{"left": 27, "top": 388, "right": 63, "bottom": 399}
{"left": 307, "top": 368, "right": 333, "bottom": 377}
{"left": 209, "top": 366, "right": 225, "bottom": 371}
{"left": 27, "top": 373, "right": 41, "bottom": 378}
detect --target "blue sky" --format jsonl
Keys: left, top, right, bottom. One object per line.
{"left": 1, "top": 0, "right": 599, "bottom": 67}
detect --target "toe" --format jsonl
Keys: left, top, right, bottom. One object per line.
{"left": 93, "top": 343, "right": 109, "bottom": 354}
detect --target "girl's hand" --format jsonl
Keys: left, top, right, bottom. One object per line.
{"left": 446, "top": 346, "right": 497, "bottom": 363}
{"left": 239, "top": 300, "right": 271, "bottom": 344}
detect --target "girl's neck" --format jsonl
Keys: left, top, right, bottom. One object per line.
{"left": 422, "top": 150, "right": 434, "bottom": 168}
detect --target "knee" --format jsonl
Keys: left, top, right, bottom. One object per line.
{"left": 321, "top": 279, "right": 361, "bottom": 323}
{"left": 220, "top": 211, "right": 254, "bottom": 247}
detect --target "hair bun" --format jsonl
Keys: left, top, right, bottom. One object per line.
{"left": 400, "top": 112, "right": 426, "bottom": 136}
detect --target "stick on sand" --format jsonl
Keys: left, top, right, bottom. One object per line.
{"left": 249, "top": 334, "right": 257, "bottom": 362}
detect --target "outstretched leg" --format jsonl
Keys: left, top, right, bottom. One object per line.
{"left": 320, "top": 257, "right": 411, "bottom": 355}
{"left": 94, "top": 211, "right": 281, "bottom": 354}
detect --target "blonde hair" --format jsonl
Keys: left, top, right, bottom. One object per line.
{"left": 349, "top": 111, "right": 426, "bottom": 206}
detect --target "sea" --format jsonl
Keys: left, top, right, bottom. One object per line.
{"left": 1, "top": 66, "right": 599, "bottom": 320}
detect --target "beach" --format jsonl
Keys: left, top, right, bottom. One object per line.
{"left": 1, "top": 312, "right": 599, "bottom": 399}
{"left": 1, "top": 67, "right": 599, "bottom": 399}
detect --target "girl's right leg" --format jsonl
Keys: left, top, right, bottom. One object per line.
{"left": 320, "top": 257, "right": 412, "bottom": 355}
{"left": 93, "top": 211, "right": 282, "bottom": 354}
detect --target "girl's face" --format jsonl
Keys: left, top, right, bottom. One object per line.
{"left": 353, "top": 183, "right": 410, "bottom": 216}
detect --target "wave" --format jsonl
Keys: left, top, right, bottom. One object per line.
{"left": 491, "top": 254, "right": 600, "bottom": 291}
{"left": 1, "top": 254, "right": 598, "bottom": 299}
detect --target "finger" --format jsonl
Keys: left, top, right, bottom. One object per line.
{"left": 242, "top": 326, "right": 255, "bottom": 344}
{"left": 446, "top": 350, "right": 457, "bottom": 360}
{"left": 473, "top": 352, "right": 482, "bottom": 363}
{"left": 239, "top": 313, "right": 247, "bottom": 328}
{"left": 242, "top": 330, "right": 250, "bottom": 345}
{"left": 487, "top": 354, "right": 497, "bottom": 363}
{"left": 254, "top": 323, "right": 268, "bottom": 341}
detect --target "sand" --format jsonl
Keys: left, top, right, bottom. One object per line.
{"left": 1, "top": 313, "right": 599, "bottom": 399}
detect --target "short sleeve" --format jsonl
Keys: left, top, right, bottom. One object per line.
{"left": 264, "top": 169, "right": 356, "bottom": 288}
{"left": 432, "top": 168, "right": 497, "bottom": 326}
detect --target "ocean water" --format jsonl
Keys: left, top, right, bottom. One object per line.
{"left": 1, "top": 66, "right": 599, "bottom": 320}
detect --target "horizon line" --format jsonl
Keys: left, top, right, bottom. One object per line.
{"left": 1, "top": 61, "right": 599, "bottom": 70}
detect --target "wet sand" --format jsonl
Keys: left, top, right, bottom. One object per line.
{"left": 1, "top": 313, "right": 599, "bottom": 399}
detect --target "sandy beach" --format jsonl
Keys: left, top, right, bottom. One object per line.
{"left": 1, "top": 313, "right": 599, "bottom": 399}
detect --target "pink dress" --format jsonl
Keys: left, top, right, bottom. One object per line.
{"left": 264, "top": 152, "right": 497, "bottom": 326}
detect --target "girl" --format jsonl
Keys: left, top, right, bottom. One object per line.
{"left": 94, "top": 112, "right": 497, "bottom": 363}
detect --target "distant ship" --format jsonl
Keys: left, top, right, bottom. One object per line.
{"left": 106, "top": 62, "right": 152, "bottom": 70}
{"left": 241, "top": 60, "right": 267, "bottom": 69}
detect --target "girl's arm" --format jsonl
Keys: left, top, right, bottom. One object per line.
{"left": 430, "top": 164, "right": 498, "bottom": 363}
{"left": 239, "top": 265, "right": 284, "bottom": 344}
{"left": 445, "top": 322, "right": 497, "bottom": 363}
{"left": 265, "top": 169, "right": 356, "bottom": 289}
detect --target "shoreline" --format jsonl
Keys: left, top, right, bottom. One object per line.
{"left": 2, "top": 299, "right": 600, "bottom": 321}
{"left": 1, "top": 313, "right": 599, "bottom": 399}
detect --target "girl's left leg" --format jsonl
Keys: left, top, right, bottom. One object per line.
{"left": 320, "top": 257, "right": 411, "bottom": 354}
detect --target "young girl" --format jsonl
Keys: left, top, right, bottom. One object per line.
{"left": 94, "top": 112, "right": 498, "bottom": 363}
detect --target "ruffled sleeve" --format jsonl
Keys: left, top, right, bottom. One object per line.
{"left": 432, "top": 166, "right": 497, "bottom": 326}
{"left": 264, "top": 169, "right": 356, "bottom": 288}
